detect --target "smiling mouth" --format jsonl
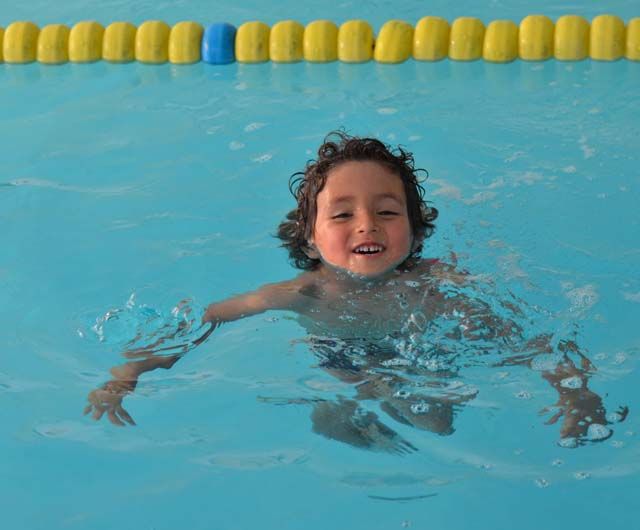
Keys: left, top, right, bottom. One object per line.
{"left": 353, "top": 244, "right": 385, "bottom": 255}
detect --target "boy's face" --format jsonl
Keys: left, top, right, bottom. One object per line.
{"left": 309, "top": 160, "right": 413, "bottom": 279}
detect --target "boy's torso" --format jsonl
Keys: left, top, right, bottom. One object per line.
{"left": 292, "top": 259, "right": 452, "bottom": 340}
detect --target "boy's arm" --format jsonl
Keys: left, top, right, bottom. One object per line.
{"left": 86, "top": 277, "right": 310, "bottom": 426}
{"left": 202, "top": 278, "right": 306, "bottom": 325}
{"left": 425, "top": 262, "right": 625, "bottom": 443}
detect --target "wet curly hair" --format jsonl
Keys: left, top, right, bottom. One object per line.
{"left": 277, "top": 131, "right": 438, "bottom": 271}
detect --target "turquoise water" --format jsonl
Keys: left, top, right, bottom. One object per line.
{"left": 2, "top": 2, "right": 640, "bottom": 529}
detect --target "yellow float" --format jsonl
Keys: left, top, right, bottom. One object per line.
{"left": 103, "top": 22, "right": 137, "bottom": 62}
{"left": 303, "top": 20, "right": 338, "bottom": 62}
{"left": 627, "top": 18, "right": 640, "bottom": 60}
{"left": 519, "top": 15, "right": 554, "bottom": 60}
{"left": 3, "top": 21, "right": 39, "bottom": 63}
{"left": 483, "top": 20, "right": 518, "bottom": 63}
{"left": 69, "top": 21, "right": 104, "bottom": 62}
{"left": 136, "top": 20, "right": 171, "bottom": 64}
{"left": 591, "top": 14, "right": 625, "bottom": 60}
{"left": 270, "top": 20, "right": 304, "bottom": 63}
{"left": 338, "top": 20, "right": 373, "bottom": 63}
{"left": 413, "top": 16, "right": 449, "bottom": 61}
{"left": 449, "top": 17, "right": 485, "bottom": 61}
{"left": 236, "top": 21, "right": 270, "bottom": 63}
{"left": 374, "top": 20, "right": 413, "bottom": 63}
{"left": 554, "top": 15, "right": 589, "bottom": 61}
{"left": 37, "top": 24, "right": 70, "bottom": 64}
{"left": 169, "top": 21, "right": 204, "bottom": 64}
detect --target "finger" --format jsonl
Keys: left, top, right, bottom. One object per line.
{"left": 91, "top": 389, "right": 110, "bottom": 405}
{"left": 108, "top": 409, "right": 126, "bottom": 427}
{"left": 87, "top": 389, "right": 99, "bottom": 403}
{"left": 83, "top": 404, "right": 93, "bottom": 415}
{"left": 92, "top": 405, "right": 106, "bottom": 421}
{"left": 545, "top": 410, "right": 563, "bottom": 425}
{"left": 117, "top": 406, "right": 136, "bottom": 426}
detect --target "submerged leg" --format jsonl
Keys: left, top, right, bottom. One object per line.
{"left": 310, "top": 397, "right": 417, "bottom": 455}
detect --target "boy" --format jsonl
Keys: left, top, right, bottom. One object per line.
{"left": 85, "top": 132, "right": 624, "bottom": 449}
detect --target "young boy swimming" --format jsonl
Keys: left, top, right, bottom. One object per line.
{"left": 85, "top": 132, "right": 626, "bottom": 449}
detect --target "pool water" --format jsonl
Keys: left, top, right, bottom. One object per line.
{"left": 2, "top": 2, "right": 639, "bottom": 529}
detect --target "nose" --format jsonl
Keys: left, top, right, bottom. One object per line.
{"left": 357, "top": 210, "right": 379, "bottom": 233}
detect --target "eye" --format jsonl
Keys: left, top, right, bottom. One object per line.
{"left": 378, "top": 210, "right": 399, "bottom": 216}
{"left": 331, "top": 212, "right": 352, "bottom": 219}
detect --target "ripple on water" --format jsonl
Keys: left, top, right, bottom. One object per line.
{"left": 195, "top": 449, "right": 308, "bottom": 470}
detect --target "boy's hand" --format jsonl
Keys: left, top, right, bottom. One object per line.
{"left": 84, "top": 378, "right": 137, "bottom": 427}
{"left": 540, "top": 346, "right": 628, "bottom": 444}
{"left": 543, "top": 386, "right": 608, "bottom": 441}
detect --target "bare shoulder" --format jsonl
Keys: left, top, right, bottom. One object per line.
{"left": 257, "top": 272, "right": 319, "bottom": 310}
{"left": 412, "top": 255, "right": 470, "bottom": 285}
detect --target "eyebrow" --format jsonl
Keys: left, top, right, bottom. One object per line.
{"left": 329, "top": 193, "right": 405, "bottom": 204}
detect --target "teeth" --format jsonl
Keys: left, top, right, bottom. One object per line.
{"left": 354, "top": 245, "right": 383, "bottom": 254}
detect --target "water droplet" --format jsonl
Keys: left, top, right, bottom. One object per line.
{"left": 574, "top": 471, "right": 590, "bottom": 480}
{"left": 531, "top": 353, "right": 563, "bottom": 371}
{"left": 410, "top": 402, "right": 430, "bottom": 414}
{"left": 394, "top": 390, "right": 411, "bottom": 399}
{"left": 606, "top": 411, "right": 623, "bottom": 423}
{"left": 560, "top": 376, "right": 582, "bottom": 389}
{"left": 534, "top": 478, "right": 550, "bottom": 488}
{"left": 587, "top": 423, "right": 611, "bottom": 441}
{"left": 401, "top": 521, "right": 411, "bottom": 528}
{"left": 515, "top": 390, "right": 532, "bottom": 400}
{"left": 551, "top": 459, "right": 563, "bottom": 467}
{"left": 558, "top": 437, "right": 578, "bottom": 449}
{"left": 611, "top": 440, "right": 624, "bottom": 448}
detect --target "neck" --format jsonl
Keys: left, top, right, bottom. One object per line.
{"left": 317, "top": 263, "right": 401, "bottom": 289}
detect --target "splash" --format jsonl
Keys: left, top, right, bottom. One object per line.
{"left": 80, "top": 293, "right": 208, "bottom": 357}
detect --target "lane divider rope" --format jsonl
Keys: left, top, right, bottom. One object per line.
{"left": 1, "top": 15, "right": 638, "bottom": 65}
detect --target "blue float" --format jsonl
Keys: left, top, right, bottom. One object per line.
{"left": 202, "top": 23, "right": 237, "bottom": 64}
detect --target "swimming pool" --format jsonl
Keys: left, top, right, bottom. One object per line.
{"left": 2, "top": 1, "right": 639, "bottom": 529}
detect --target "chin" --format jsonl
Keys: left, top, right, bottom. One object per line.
{"left": 348, "top": 266, "right": 398, "bottom": 280}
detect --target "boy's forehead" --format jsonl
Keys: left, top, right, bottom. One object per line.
{"left": 320, "top": 162, "right": 405, "bottom": 201}
{"left": 327, "top": 192, "right": 404, "bottom": 204}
